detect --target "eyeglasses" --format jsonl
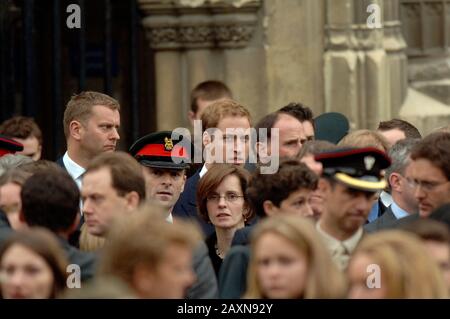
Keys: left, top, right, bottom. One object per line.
{"left": 406, "top": 177, "right": 449, "bottom": 192}
{"left": 206, "top": 192, "right": 244, "bottom": 203}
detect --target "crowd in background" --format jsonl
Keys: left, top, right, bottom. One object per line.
{"left": 0, "top": 80, "right": 449, "bottom": 299}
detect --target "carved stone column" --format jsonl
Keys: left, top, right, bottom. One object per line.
{"left": 325, "top": 0, "right": 392, "bottom": 130}
{"left": 383, "top": 0, "right": 408, "bottom": 118}
{"left": 324, "top": 0, "right": 359, "bottom": 129}
{"left": 138, "top": 0, "right": 261, "bottom": 130}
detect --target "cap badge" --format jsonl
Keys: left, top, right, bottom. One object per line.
{"left": 364, "top": 156, "right": 375, "bottom": 171}
{"left": 164, "top": 137, "right": 174, "bottom": 151}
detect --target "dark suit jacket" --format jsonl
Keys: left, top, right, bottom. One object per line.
{"left": 0, "top": 210, "right": 13, "bottom": 243}
{"left": 173, "top": 169, "right": 214, "bottom": 237}
{"left": 390, "top": 213, "right": 420, "bottom": 229}
{"left": 218, "top": 245, "right": 251, "bottom": 299}
{"left": 0, "top": 212, "right": 97, "bottom": 283}
{"left": 56, "top": 156, "right": 65, "bottom": 169}
{"left": 186, "top": 241, "right": 219, "bottom": 299}
{"left": 231, "top": 225, "right": 255, "bottom": 246}
{"left": 364, "top": 206, "right": 397, "bottom": 233}
{"left": 55, "top": 155, "right": 83, "bottom": 248}
{"left": 58, "top": 237, "right": 97, "bottom": 282}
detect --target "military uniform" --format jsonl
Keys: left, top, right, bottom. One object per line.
{"left": 315, "top": 147, "right": 391, "bottom": 270}
{"left": 129, "top": 131, "right": 219, "bottom": 298}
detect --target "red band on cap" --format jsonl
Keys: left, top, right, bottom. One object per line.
{"left": 0, "top": 149, "right": 14, "bottom": 157}
{"left": 136, "top": 144, "right": 189, "bottom": 159}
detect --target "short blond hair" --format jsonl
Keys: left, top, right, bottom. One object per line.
{"left": 338, "top": 129, "right": 389, "bottom": 152}
{"left": 245, "top": 215, "right": 347, "bottom": 298}
{"left": 63, "top": 91, "right": 120, "bottom": 138}
{"left": 351, "top": 230, "right": 448, "bottom": 298}
{"left": 97, "top": 205, "right": 201, "bottom": 288}
{"left": 200, "top": 99, "right": 251, "bottom": 132}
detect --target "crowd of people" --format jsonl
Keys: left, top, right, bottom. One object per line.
{"left": 0, "top": 80, "right": 449, "bottom": 299}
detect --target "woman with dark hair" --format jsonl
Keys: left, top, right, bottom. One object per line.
{"left": 197, "top": 164, "right": 253, "bottom": 276}
{"left": 0, "top": 228, "right": 69, "bottom": 299}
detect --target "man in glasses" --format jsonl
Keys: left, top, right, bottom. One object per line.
{"left": 406, "top": 132, "right": 450, "bottom": 218}
{"left": 365, "top": 138, "right": 420, "bottom": 232}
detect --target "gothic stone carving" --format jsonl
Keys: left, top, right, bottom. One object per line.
{"left": 139, "top": 0, "right": 260, "bottom": 50}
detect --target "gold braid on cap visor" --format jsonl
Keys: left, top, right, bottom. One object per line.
{"left": 334, "top": 172, "right": 386, "bottom": 191}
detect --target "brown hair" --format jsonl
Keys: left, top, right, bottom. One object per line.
{"left": 0, "top": 116, "right": 43, "bottom": 145}
{"left": 200, "top": 99, "right": 251, "bottom": 132}
{"left": 63, "top": 91, "right": 120, "bottom": 138}
{"left": 197, "top": 164, "right": 253, "bottom": 223}
{"left": 98, "top": 205, "right": 200, "bottom": 288}
{"left": 0, "top": 228, "right": 69, "bottom": 298}
{"left": 0, "top": 167, "right": 32, "bottom": 187}
{"left": 245, "top": 215, "right": 347, "bottom": 298}
{"left": 278, "top": 102, "right": 314, "bottom": 126}
{"left": 247, "top": 160, "right": 318, "bottom": 218}
{"left": 352, "top": 230, "right": 448, "bottom": 298}
{"left": 18, "top": 160, "right": 61, "bottom": 175}
{"left": 402, "top": 219, "right": 450, "bottom": 244}
{"left": 298, "top": 140, "right": 337, "bottom": 159}
{"left": 338, "top": 129, "right": 390, "bottom": 152}
{"left": 411, "top": 132, "right": 450, "bottom": 180}
{"left": 377, "top": 118, "right": 421, "bottom": 139}
{"left": 85, "top": 152, "right": 146, "bottom": 202}
{"left": 190, "top": 80, "right": 232, "bottom": 114}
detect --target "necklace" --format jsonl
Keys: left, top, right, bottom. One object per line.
{"left": 215, "top": 243, "right": 224, "bottom": 259}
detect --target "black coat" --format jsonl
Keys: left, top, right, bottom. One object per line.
{"left": 172, "top": 169, "right": 215, "bottom": 237}
{"left": 57, "top": 237, "right": 97, "bottom": 282}
{"left": 364, "top": 206, "right": 397, "bottom": 233}
{"left": 218, "top": 245, "right": 251, "bottom": 299}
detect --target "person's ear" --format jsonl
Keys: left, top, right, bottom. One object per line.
{"left": 256, "top": 141, "right": 269, "bottom": 158}
{"left": 180, "top": 174, "right": 187, "bottom": 193}
{"left": 18, "top": 209, "right": 26, "bottom": 223}
{"left": 263, "top": 200, "right": 278, "bottom": 217}
{"left": 320, "top": 178, "right": 332, "bottom": 195}
{"left": 132, "top": 263, "right": 155, "bottom": 298}
{"left": 68, "top": 213, "right": 81, "bottom": 235}
{"left": 70, "top": 120, "right": 83, "bottom": 141}
{"left": 188, "top": 111, "right": 196, "bottom": 126}
{"left": 202, "top": 131, "right": 211, "bottom": 147}
{"left": 389, "top": 173, "right": 401, "bottom": 192}
{"left": 124, "top": 191, "right": 140, "bottom": 210}
{"left": 36, "top": 144, "right": 43, "bottom": 160}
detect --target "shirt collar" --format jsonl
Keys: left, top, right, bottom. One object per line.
{"left": 390, "top": 201, "right": 409, "bottom": 220}
{"left": 199, "top": 164, "right": 208, "bottom": 178}
{"left": 380, "top": 191, "right": 393, "bottom": 207}
{"left": 63, "top": 152, "right": 85, "bottom": 182}
{"left": 316, "top": 222, "right": 363, "bottom": 254}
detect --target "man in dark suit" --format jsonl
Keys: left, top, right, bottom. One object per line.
{"left": 365, "top": 139, "right": 420, "bottom": 232}
{"left": 16, "top": 167, "right": 97, "bottom": 282}
{"left": 56, "top": 91, "right": 121, "bottom": 189}
{"left": 56, "top": 92, "right": 121, "bottom": 246}
{"left": 173, "top": 99, "right": 252, "bottom": 237}
{"left": 387, "top": 132, "right": 450, "bottom": 229}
